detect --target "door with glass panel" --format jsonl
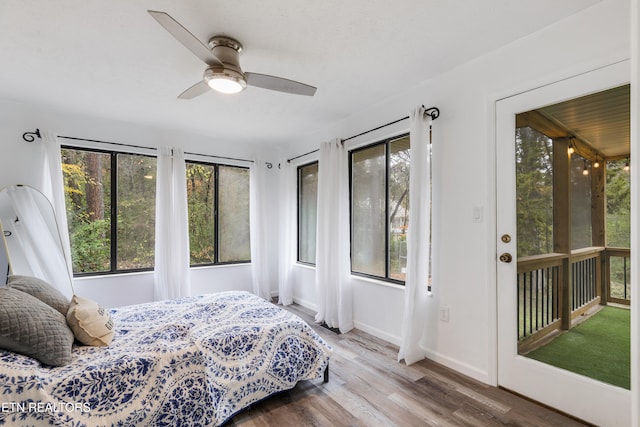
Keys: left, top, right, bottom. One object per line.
{"left": 496, "top": 62, "right": 630, "bottom": 426}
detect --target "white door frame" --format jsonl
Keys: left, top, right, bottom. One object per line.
{"left": 630, "top": 2, "right": 640, "bottom": 426}
{"left": 495, "top": 60, "right": 630, "bottom": 427}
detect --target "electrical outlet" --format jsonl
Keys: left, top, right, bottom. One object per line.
{"left": 439, "top": 306, "right": 450, "bottom": 322}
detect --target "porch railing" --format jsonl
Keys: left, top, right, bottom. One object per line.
{"left": 517, "top": 254, "right": 563, "bottom": 341}
{"left": 517, "top": 247, "right": 625, "bottom": 350}
{"left": 605, "top": 248, "right": 631, "bottom": 305}
{"left": 570, "top": 247, "right": 602, "bottom": 313}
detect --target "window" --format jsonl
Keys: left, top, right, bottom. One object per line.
{"left": 186, "top": 161, "right": 250, "bottom": 265}
{"left": 350, "top": 134, "right": 410, "bottom": 283}
{"left": 62, "top": 147, "right": 156, "bottom": 275}
{"left": 63, "top": 149, "right": 251, "bottom": 275}
{"left": 298, "top": 162, "right": 318, "bottom": 264}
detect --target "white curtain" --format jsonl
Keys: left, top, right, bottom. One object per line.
{"left": 398, "top": 106, "right": 432, "bottom": 365}
{"left": 278, "top": 159, "right": 296, "bottom": 305}
{"left": 154, "top": 147, "right": 191, "bottom": 300}
{"left": 250, "top": 160, "right": 271, "bottom": 299}
{"left": 315, "top": 138, "right": 353, "bottom": 333}
{"left": 41, "top": 131, "right": 75, "bottom": 297}
{"left": 4, "top": 185, "right": 74, "bottom": 299}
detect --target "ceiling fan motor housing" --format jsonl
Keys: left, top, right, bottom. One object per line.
{"left": 204, "top": 36, "right": 247, "bottom": 90}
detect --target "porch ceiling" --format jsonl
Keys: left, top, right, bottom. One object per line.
{"left": 538, "top": 84, "right": 630, "bottom": 160}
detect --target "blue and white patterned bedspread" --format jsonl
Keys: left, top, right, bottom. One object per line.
{"left": 0, "top": 291, "right": 332, "bottom": 426}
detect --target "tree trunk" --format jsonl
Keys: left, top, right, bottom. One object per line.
{"left": 85, "top": 153, "right": 104, "bottom": 220}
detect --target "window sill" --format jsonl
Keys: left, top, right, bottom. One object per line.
{"left": 293, "top": 264, "right": 405, "bottom": 290}
{"left": 73, "top": 269, "right": 154, "bottom": 281}
{"left": 350, "top": 274, "right": 405, "bottom": 290}
{"left": 191, "top": 263, "right": 251, "bottom": 271}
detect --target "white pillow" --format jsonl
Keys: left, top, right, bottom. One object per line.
{"left": 66, "top": 295, "right": 115, "bottom": 346}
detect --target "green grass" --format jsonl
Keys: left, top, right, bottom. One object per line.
{"left": 525, "top": 306, "right": 630, "bottom": 389}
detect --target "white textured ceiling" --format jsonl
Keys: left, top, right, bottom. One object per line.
{"left": 0, "top": 0, "right": 599, "bottom": 146}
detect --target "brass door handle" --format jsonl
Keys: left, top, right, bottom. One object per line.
{"left": 499, "top": 253, "right": 513, "bottom": 263}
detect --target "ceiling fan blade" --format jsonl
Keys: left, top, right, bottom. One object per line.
{"left": 178, "top": 81, "right": 211, "bottom": 99}
{"left": 245, "top": 72, "right": 317, "bottom": 96}
{"left": 147, "top": 10, "right": 222, "bottom": 67}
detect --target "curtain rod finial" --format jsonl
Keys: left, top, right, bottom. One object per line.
{"left": 423, "top": 107, "right": 440, "bottom": 120}
{"left": 22, "top": 128, "right": 41, "bottom": 143}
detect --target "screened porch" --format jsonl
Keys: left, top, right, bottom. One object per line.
{"left": 514, "top": 84, "right": 631, "bottom": 355}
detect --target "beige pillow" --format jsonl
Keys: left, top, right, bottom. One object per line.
{"left": 66, "top": 295, "right": 115, "bottom": 346}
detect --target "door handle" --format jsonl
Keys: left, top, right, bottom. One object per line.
{"left": 499, "top": 253, "right": 513, "bottom": 263}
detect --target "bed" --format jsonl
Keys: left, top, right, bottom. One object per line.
{"left": 0, "top": 290, "right": 332, "bottom": 426}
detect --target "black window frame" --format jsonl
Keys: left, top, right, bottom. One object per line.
{"left": 348, "top": 133, "right": 410, "bottom": 285}
{"left": 62, "top": 145, "right": 157, "bottom": 277}
{"left": 186, "top": 160, "right": 251, "bottom": 267}
{"left": 297, "top": 161, "right": 319, "bottom": 266}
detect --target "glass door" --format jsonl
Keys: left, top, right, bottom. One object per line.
{"left": 496, "top": 61, "right": 630, "bottom": 427}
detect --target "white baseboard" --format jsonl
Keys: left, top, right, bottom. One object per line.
{"left": 422, "top": 347, "right": 491, "bottom": 385}
{"left": 353, "top": 320, "right": 401, "bottom": 346}
{"left": 293, "top": 298, "right": 401, "bottom": 345}
{"left": 292, "top": 296, "right": 317, "bottom": 312}
{"left": 292, "top": 296, "right": 490, "bottom": 386}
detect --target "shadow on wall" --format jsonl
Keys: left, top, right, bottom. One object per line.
{"left": 0, "top": 235, "right": 8, "bottom": 284}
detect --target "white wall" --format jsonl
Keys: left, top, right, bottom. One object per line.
{"left": 283, "top": 0, "right": 630, "bottom": 385}
{"left": 0, "top": 98, "right": 282, "bottom": 307}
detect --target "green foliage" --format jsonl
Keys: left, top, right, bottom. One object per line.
{"left": 606, "top": 160, "right": 631, "bottom": 293}
{"left": 62, "top": 148, "right": 156, "bottom": 272}
{"left": 388, "top": 138, "right": 410, "bottom": 280}
{"left": 609, "top": 256, "right": 631, "bottom": 299}
{"left": 516, "top": 127, "right": 554, "bottom": 257}
{"left": 515, "top": 128, "right": 630, "bottom": 257}
{"left": 69, "top": 217, "right": 110, "bottom": 273}
{"left": 116, "top": 195, "right": 155, "bottom": 269}
{"left": 62, "top": 149, "right": 111, "bottom": 273}
{"left": 62, "top": 149, "right": 252, "bottom": 274}
{"left": 187, "top": 163, "right": 215, "bottom": 264}
{"left": 606, "top": 159, "right": 630, "bottom": 247}
{"left": 389, "top": 232, "right": 407, "bottom": 280}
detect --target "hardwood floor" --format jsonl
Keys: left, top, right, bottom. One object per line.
{"left": 228, "top": 304, "right": 590, "bottom": 427}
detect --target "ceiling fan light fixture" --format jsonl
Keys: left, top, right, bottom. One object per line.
{"left": 204, "top": 67, "right": 246, "bottom": 94}
{"left": 149, "top": 12, "right": 317, "bottom": 98}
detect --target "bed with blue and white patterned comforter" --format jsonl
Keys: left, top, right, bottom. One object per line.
{"left": 0, "top": 291, "right": 332, "bottom": 426}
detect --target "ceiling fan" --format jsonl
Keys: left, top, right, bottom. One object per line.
{"left": 147, "top": 10, "right": 317, "bottom": 99}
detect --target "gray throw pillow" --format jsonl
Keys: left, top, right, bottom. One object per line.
{"left": 0, "top": 287, "right": 74, "bottom": 366}
{"left": 7, "top": 275, "right": 70, "bottom": 316}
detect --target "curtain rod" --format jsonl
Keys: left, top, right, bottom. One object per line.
{"left": 20, "top": 129, "right": 267, "bottom": 166}
{"left": 287, "top": 106, "right": 439, "bottom": 163}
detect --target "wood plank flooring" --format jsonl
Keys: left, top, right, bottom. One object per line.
{"left": 228, "top": 304, "right": 591, "bottom": 427}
